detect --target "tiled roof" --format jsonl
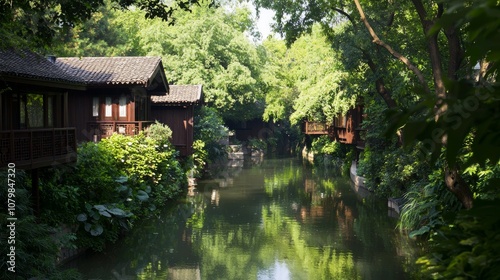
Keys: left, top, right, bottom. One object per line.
{"left": 151, "top": 85, "right": 202, "bottom": 104}
{"left": 55, "top": 56, "right": 163, "bottom": 86}
{"left": 0, "top": 49, "right": 84, "bottom": 84}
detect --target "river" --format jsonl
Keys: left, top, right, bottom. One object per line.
{"left": 65, "top": 157, "right": 419, "bottom": 279}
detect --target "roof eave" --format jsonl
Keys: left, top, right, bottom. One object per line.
{"left": 0, "top": 74, "right": 87, "bottom": 91}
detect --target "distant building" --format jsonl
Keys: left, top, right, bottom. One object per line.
{"left": 151, "top": 85, "right": 203, "bottom": 156}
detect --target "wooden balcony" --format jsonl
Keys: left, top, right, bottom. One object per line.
{"left": 87, "top": 121, "right": 153, "bottom": 140}
{"left": 0, "top": 128, "right": 77, "bottom": 169}
{"left": 304, "top": 121, "right": 329, "bottom": 135}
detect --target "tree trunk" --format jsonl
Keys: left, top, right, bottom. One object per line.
{"left": 444, "top": 166, "right": 474, "bottom": 209}
{"left": 410, "top": 0, "right": 474, "bottom": 209}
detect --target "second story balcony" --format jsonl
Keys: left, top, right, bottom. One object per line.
{"left": 0, "top": 128, "right": 77, "bottom": 170}
{"left": 87, "top": 121, "right": 154, "bottom": 140}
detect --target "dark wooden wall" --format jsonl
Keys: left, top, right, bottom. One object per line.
{"left": 68, "top": 87, "right": 151, "bottom": 142}
{"left": 151, "top": 105, "right": 194, "bottom": 157}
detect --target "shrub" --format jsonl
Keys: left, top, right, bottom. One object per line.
{"left": 247, "top": 137, "right": 267, "bottom": 151}
{"left": 0, "top": 170, "right": 81, "bottom": 279}
{"left": 146, "top": 121, "right": 172, "bottom": 146}
{"left": 310, "top": 135, "right": 348, "bottom": 168}
{"left": 194, "top": 106, "right": 228, "bottom": 163}
{"left": 39, "top": 131, "right": 186, "bottom": 252}
{"left": 417, "top": 199, "right": 500, "bottom": 279}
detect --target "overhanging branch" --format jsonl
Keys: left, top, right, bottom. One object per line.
{"left": 353, "top": 0, "right": 430, "bottom": 93}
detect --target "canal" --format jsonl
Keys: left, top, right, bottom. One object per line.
{"left": 66, "top": 157, "right": 419, "bottom": 279}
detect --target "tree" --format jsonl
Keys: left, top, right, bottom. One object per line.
{"left": 139, "top": 4, "right": 266, "bottom": 121}
{"left": 0, "top": 0, "right": 216, "bottom": 50}
{"left": 254, "top": 0, "right": 497, "bottom": 209}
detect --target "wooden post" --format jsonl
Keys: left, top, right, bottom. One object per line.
{"left": 31, "top": 168, "right": 40, "bottom": 217}
{"left": 10, "top": 130, "right": 14, "bottom": 163}
{"left": 63, "top": 92, "right": 68, "bottom": 127}
{"left": 0, "top": 93, "right": 2, "bottom": 131}
{"left": 29, "top": 130, "right": 33, "bottom": 166}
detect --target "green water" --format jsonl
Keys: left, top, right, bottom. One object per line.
{"left": 66, "top": 157, "right": 419, "bottom": 279}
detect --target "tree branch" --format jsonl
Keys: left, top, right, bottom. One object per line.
{"left": 353, "top": 0, "right": 430, "bottom": 93}
{"left": 410, "top": 0, "right": 445, "bottom": 99}
{"left": 362, "top": 51, "right": 397, "bottom": 109}
{"left": 332, "top": 7, "right": 355, "bottom": 25}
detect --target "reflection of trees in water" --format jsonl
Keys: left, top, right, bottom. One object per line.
{"left": 74, "top": 158, "right": 416, "bottom": 279}
{"left": 262, "top": 204, "right": 361, "bottom": 280}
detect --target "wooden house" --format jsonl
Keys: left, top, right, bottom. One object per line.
{"left": 151, "top": 85, "right": 203, "bottom": 156}
{"left": 0, "top": 50, "right": 81, "bottom": 169}
{"left": 304, "top": 105, "right": 365, "bottom": 148}
{"left": 55, "top": 56, "right": 169, "bottom": 142}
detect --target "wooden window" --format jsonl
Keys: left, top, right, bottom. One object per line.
{"left": 20, "top": 94, "right": 44, "bottom": 128}
{"left": 105, "top": 97, "right": 112, "bottom": 117}
{"left": 335, "top": 114, "right": 347, "bottom": 127}
{"left": 119, "top": 96, "right": 127, "bottom": 117}
{"left": 92, "top": 97, "right": 99, "bottom": 117}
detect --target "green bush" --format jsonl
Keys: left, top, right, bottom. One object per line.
{"left": 0, "top": 170, "right": 81, "bottom": 279}
{"left": 189, "top": 139, "right": 208, "bottom": 178}
{"left": 398, "top": 167, "right": 462, "bottom": 235}
{"left": 247, "top": 137, "right": 267, "bottom": 151}
{"left": 194, "top": 106, "right": 228, "bottom": 163}
{"left": 38, "top": 131, "right": 186, "bottom": 252}
{"left": 417, "top": 199, "right": 500, "bottom": 279}
{"left": 146, "top": 121, "right": 173, "bottom": 146}
{"left": 310, "top": 135, "right": 348, "bottom": 168}
{"left": 357, "top": 143, "right": 432, "bottom": 197}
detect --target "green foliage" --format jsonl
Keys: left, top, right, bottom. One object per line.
{"left": 146, "top": 121, "right": 172, "bottom": 146}
{"left": 310, "top": 135, "right": 349, "bottom": 170}
{"left": 358, "top": 144, "right": 432, "bottom": 198}
{"left": 0, "top": 0, "right": 213, "bottom": 49}
{"left": 0, "top": 171, "right": 81, "bottom": 279}
{"left": 194, "top": 106, "right": 228, "bottom": 162}
{"left": 288, "top": 24, "right": 357, "bottom": 125}
{"left": 398, "top": 168, "right": 462, "bottom": 235}
{"left": 261, "top": 24, "right": 358, "bottom": 125}
{"left": 311, "top": 136, "right": 341, "bottom": 156}
{"left": 38, "top": 132, "right": 186, "bottom": 251}
{"left": 189, "top": 139, "right": 208, "bottom": 178}
{"left": 417, "top": 199, "right": 500, "bottom": 279}
{"left": 247, "top": 137, "right": 267, "bottom": 151}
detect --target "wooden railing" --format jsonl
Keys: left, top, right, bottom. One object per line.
{"left": 0, "top": 128, "right": 77, "bottom": 169}
{"left": 87, "top": 121, "right": 153, "bottom": 139}
{"left": 304, "top": 121, "right": 329, "bottom": 135}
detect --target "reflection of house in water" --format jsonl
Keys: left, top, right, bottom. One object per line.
{"left": 299, "top": 177, "right": 356, "bottom": 241}
{"left": 299, "top": 178, "right": 325, "bottom": 221}
{"left": 168, "top": 265, "right": 201, "bottom": 280}
{"left": 211, "top": 189, "right": 220, "bottom": 206}
{"left": 335, "top": 200, "right": 355, "bottom": 241}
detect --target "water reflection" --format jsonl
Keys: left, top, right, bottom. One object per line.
{"left": 66, "top": 157, "right": 418, "bottom": 279}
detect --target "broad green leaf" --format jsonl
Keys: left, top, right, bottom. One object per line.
{"left": 90, "top": 225, "right": 104, "bottom": 236}
{"left": 107, "top": 208, "right": 127, "bottom": 216}
{"left": 409, "top": 226, "right": 430, "bottom": 238}
{"left": 77, "top": 213, "right": 87, "bottom": 222}
{"left": 136, "top": 190, "right": 149, "bottom": 201}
